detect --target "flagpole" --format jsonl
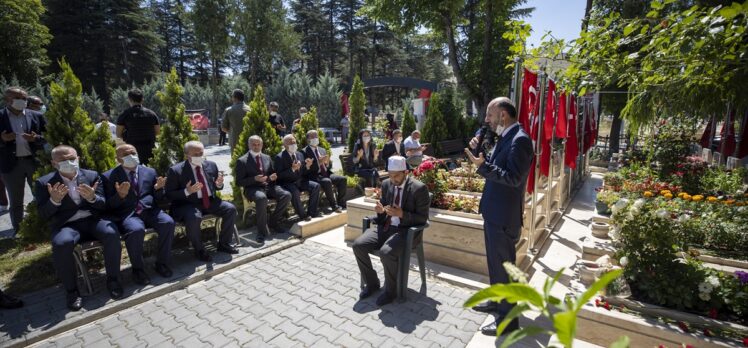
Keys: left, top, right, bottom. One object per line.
{"left": 510, "top": 57, "right": 522, "bottom": 107}
{"left": 546, "top": 81, "right": 558, "bottom": 228}
{"left": 561, "top": 93, "right": 571, "bottom": 210}
{"left": 579, "top": 97, "right": 588, "bottom": 181}
{"left": 529, "top": 68, "right": 547, "bottom": 253}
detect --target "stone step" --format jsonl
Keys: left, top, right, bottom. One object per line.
{"left": 290, "top": 211, "right": 348, "bottom": 238}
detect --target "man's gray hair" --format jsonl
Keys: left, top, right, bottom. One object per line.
{"left": 183, "top": 140, "right": 204, "bottom": 153}
{"left": 248, "top": 135, "right": 263, "bottom": 144}
{"left": 282, "top": 134, "right": 296, "bottom": 145}
{"left": 306, "top": 129, "right": 318, "bottom": 138}
{"left": 411, "top": 130, "right": 420, "bottom": 135}
{"left": 51, "top": 145, "right": 77, "bottom": 159}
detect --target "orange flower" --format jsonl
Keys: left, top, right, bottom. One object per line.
{"left": 660, "top": 190, "right": 671, "bottom": 196}
{"left": 692, "top": 195, "right": 704, "bottom": 202}
{"left": 707, "top": 196, "right": 718, "bottom": 202}
{"left": 644, "top": 191, "right": 654, "bottom": 198}
{"left": 724, "top": 199, "right": 735, "bottom": 205}
{"left": 664, "top": 193, "right": 673, "bottom": 200}
{"left": 682, "top": 194, "right": 692, "bottom": 201}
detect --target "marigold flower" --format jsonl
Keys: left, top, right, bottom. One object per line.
{"left": 664, "top": 193, "right": 673, "bottom": 200}
{"left": 643, "top": 191, "right": 654, "bottom": 198}
{"left": 682, "top": 194, "right": 692, "bottom": 201}
{"left": 692, "top": 195, "right": 704, "bottom": 202}
{"left": 660, "top": 189, "right": 671, "bottom": 195}
{"left": 725, "top": 199, "right": 735, "bottom": 205}
{"left": 707, "top": 196, "right": 718, "bottom": 202}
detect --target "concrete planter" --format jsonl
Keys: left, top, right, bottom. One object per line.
{"left": 590, "top": 221, "right": 611, "bottom": 239}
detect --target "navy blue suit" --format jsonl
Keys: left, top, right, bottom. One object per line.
{"left": 274, "top": 150, "right": 320, "bottom": 218}
{"left": 35, "top": 169, "right": 121, "bottom": 292}
{"left": 165, "top": 160, "right": 237, "bottom": 251}
{"left": 476, "top": 124, "right": 533, "bottom": 315}
{"left": 102, "top": 165, "right": 175, "bottom": 268}
{"left": 302, "top": 145, "right": 347, "bottom": 209}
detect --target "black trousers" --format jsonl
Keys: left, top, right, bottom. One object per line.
{"left": 117, "top": 209, "right": 175, "bottom": 268}
{"left": 171, "top": 199, "right": 237, "bottom": 251}
{"left": 314, "top": 174, "right": 348, "bottom": 209}
{"left": 484, "top": 221, "right": 520, "bottom": 315}
{"left": 352, "top": 226, "right": 414, "bottom": 296}
{"left": 245, "top": 185, "right": 291, "bottom": 236}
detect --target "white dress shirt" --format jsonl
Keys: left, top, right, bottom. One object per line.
{"left": 403, "top": 136, "right": 422, "bottom": 156}
{"left": 50, "top": 172, "right": 96, "bottom": 223}
{"left": 6, "top": 107, "right": 32, "bottom": 156}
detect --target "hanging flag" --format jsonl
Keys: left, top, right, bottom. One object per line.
{"left": 340, "top": 93, "right": 350, "bottom": 117}
{"left": 737, "top": 112, "right": 748, "bottom": 158}
{"left": 583, "top": 99, "right": 597, "bottom": 153}
{"left": 556, "top": 92, "right": 568, "bottom": 138}
{"left": 564, "top": 96, "right": 579, "bottom": 169}
{"left": 699, "top": 117, "right": 715, "bottom": 149}
{"left": 519, "top": 69, "right": 538, "bottom": 133}
{"left": 540, "top": 80, "right": 555, "bottom": 177}
{"left": 720, "top": 110, "right": 737, "bottom": 157}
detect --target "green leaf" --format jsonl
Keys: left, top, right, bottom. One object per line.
{"left": 499, "top": 326, "right": 549, "bottom": 348}
{"left": 497, "top": 304, "right": 530, "bottom": 336}
{"left": 623, "top": 24, "right": 636, "bottom": 37}
{"left": 464, "top": 284, "right": 545, "bottom": 309}
{"left": 575, "top": 269, "right": 624, "bottom": 312}
{"left": 651, "top": 1, "right": 664, "bottom": 10}
{"left": 553, "top": 311, "right": 577, "bottom": 347}
{"left": 609, "top": 336, "right": 631, "bottom": 348}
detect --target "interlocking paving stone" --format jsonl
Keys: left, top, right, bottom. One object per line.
{"left": 29, "top": 242, "right": 484, "bottom": 347}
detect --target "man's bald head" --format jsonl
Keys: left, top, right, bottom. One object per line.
{"left": 116, "top": 144, "right": 137, "bottom": 159}
{"left": 487, "top": 97, "right": 517, "bottom": 119}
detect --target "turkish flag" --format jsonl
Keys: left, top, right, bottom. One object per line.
{"left": 340, "top": 93, "right": 350, "bottom": 116}
{"left": 519, "top": 69, "right": 538, "bottom": 134}
{"left": 540, "top": 80, "right": 555, "bottom": 177}
{"left": 719, "top": 110, "right": 736, "bottom": 157}
{"left": 564, "top": 96, "right": 579, "bottom": 169}
{"left": 556, "top": 92, "right": 568, "bottom": 138}
{"left": 583, "top": 100, "right": 597, "bottom": 153}
{"left": 699, "top": 117, "right": 715, "bottom": 149}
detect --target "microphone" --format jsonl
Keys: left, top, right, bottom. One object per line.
{"left": 472, "top": 125, "right": 489, "bottom": 157}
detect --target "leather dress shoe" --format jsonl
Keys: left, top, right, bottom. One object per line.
{"left": 66, "top": 290, "right": 83, "bottom": 311}
{"left": 195, "top": 249, "right": 213, "bottom": 262}
{"left": 302, "top": 215, "right": 312, "bottom": 222}
{"left": 481, "top": 318, "right": 519, "bottom": 336}
{"left": 270, "top": 225, "right": 290, "bottom": 234}
{"left": 154, "top": 263, "right": 173, "bottom": 278}
{"left": 312, "top": 214, "right": 323, "bottom": 218}
{"left": 255, "top": 233, "right": 266, "bottom": 244}
{"left": 217, "top": 244, "right": 239, "bottom": 254}
{"left": 0, "top": 292, "right": 23, "bottom": 309}
{"left": 132, "top": 268, "right": 151, "bottom": 286}
{"left": 375, "top": 292, "right": 395, "bottom": 306}
{"left": 472, "top": 301, "right": 499, "bottom": 314}
{"left": 106, "top": 279, "right": 123, "bottom": 300}
{"left": 359, "top": 284, "right": 380, "bottom": 299}
{"left": 332, "top": 207, "right": 342, "bottom": 213}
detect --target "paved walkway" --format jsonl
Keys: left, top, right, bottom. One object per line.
{"left": 30, "top": 241, "right": 485, "bottom": 347}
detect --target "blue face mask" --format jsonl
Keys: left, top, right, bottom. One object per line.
{"left": 40, "top": 105, "right": 47, "bottom": 114}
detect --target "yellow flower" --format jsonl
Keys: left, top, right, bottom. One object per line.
{"left": 707, "top": 196, "right": 718, "bottom": 202}
{"left": 682, "top": 194, "right": 692, "bottom": 201}
{"left": 664, "top": 193, "right": 673, "bottom": 199}
{"left": 692, "top": 195, "right": 704, "bottom": 202}
{"left": 736, "top": 202, "right": 745, "bottom": 207}
{"left": 724, "top": 199, "right": 735, "bottom": 205}
{"left": 643, "top": 191, "right": 654, "bottom": 198}
{"left": 660, "top": 190, "right": 671, "bottom": 196}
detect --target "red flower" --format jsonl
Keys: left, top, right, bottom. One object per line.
{"left": 703, "top": 328, "right": 713, "bottom": 337}
{"left": 708, "top": 308, "right": 717, "bottom": 319}
{"left": 658, "top": 345, "right": 666, "bottom": 348}
{"left": 743, "top": 337, "right": 748, "bottom": 347}
{"left": 677, "top": 321, "right": 689, "bottom": 333}
{"left": 419, "top": 160, "right": 435, "bottom": 172}
{"left": 594, "top": 299, "right": 600, "bottom": 307}
{"left": 603, "top": 302, "right": 611, "bottom": 310}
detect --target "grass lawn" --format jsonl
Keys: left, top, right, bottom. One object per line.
{"left": 0, "top": 239, "right": 57, "bottom": 295}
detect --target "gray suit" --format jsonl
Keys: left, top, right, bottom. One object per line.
{"left": 221, "top": 103, "right": 249, "bottom": 150}
{"left": 235, "top": 152, "right": 291, "bottom": 237}
{"left": 352, "top": 176, "right": 430, "bottom": 296}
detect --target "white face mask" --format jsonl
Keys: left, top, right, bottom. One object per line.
{"left": 40, "top": 105, "right": 47, "bottom": 114}
{"left": 190, "top": 156, "right": 205, "bottom": 166}
{"left": 287, "top": 144, "right": 298, "bottom": 153}
{"left": 362, "top": 136, "right": 371, "bottom": 143}
{"left": 58, "top": 159, "right": 79, "bottom": 175}
{"left": 122, "top": 154, "right": 139, "bottom": 168}
{"left": 309, "top": 138, "right": 319, "bottom": 147}
{"left": 11, "top": 99, "right": 27, "bottom": 111}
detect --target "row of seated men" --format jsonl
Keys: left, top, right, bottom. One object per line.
{"left": 38, "top": 130, "right": 347, "bottom": 311}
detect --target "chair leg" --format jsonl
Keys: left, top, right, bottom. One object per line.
{"left": 398, "top": 234, "right": 415, "bottom": 303}
{"left": 417, "top": 243, "right": 427, "bottom": 293}
{"left": 233, "top": 225, "right": 242, "bottom": 247}
{"left": 73, "top": 246, "right": 93, "bottom": 296}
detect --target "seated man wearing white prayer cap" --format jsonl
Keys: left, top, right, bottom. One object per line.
{"left": 351, "top": 156, "right": 431, "bottom": 306}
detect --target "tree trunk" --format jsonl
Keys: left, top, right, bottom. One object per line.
{"left": 609, "top": 114, "right": 622, "bottom": 158}
{"left": 479, "top": 0, "right": 494, "bottom": 114}
{"left": 582, "top": 0, "right": 593, "bottom": 31}
{"left": 441, "top": 13, "right": 481, "bottom": 112}
{"left": 329, "top": 0, "right": 335, "bottom": 76}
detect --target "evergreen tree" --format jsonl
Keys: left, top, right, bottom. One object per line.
{"left": 229, "top": 84, "right": 282, "bottom": 213}
{"left": 421, "top": 92, "right": 448, "bottom": 156}
{"left": 347, "top": 75, "right": 366, "bottom": 152}
{"left": 18, "top": 60, "right": 98, "bottom": 243}
{"left": 291, "top": 0, "right": 329, "bottom": 78}
{"left": 312, "top": 72, "right": 342, "bottom": 128}
{"left": 86, "top": 120, "right": 117, "bottom": 173}
{"left": 192, "top": 0, "right": 232, "bottom": 124}
{"left": 401, "top": 104, "right": 416, "bottom": 137}
{"left": 0, "top": 0, "right": 52, "bottom": 85}
{"left": 151, "top": 68, "right": 198, "bottom": 176}
{"left": 148, "top": 0, "right": 197, "bottom": 81}
{"left": 82, "top": 88, "right": 105, "bottom": 122}
{"left": 292, "top": 107, "right": 332, "bottom": 154}
{"left": 438, "top": 85, "right": 462, "bottom": 133}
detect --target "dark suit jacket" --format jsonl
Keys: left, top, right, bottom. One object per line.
{"left": 235, "top": 152, "right": 276, "bottom": 191}
{"left": 352, "top": 141, "right": 377, "bottom": 170}
{"left": 477, "top": 124, "right": 534, "bottom": 228}
{"left": 101, "top": 165, "right": 166, "bottom": 221}
{"left": 302, "top": 145, "right": 333, "bottom": 181}
{"left": 35, "top": 169, "right": 105, "bottom": 231}
{"left": 273, "top": 150, "right": 308, "bottom": 186}
{"left": 0, "top": 108, "right": 46, "bottom": 173}
{"left": 165, "top": 160, "right": 224, "bottom": 208}
{"left": 376, "top": 176, "right": 430, "bottom": 232}
{"left": 380, "top": 140, "right": 405, "bottom": 170}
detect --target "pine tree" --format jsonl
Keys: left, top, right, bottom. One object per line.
{"left": 401, "top": 104, "right": 416, "bottom": 138}
{"left": 293, "top": 107, "right": 332, "bottom": 154}
{"left": 86, "top": 121, "right": 117, "bottom": 173}
{"left": 0, "top": 0, "right": 51, "bottom": 85}
{"left": 82, "top": 88, "right": 105, "bottom": 122}
{"left": 229, "top": 84, "right": 282, "bottom": 213}
{"left": 312, "top": 72, "right": 342, "bottom": 128}
{"left": 347, "top": 75, "right": 366, "bottom": 152}
{"left": 151, "top": 67, "right": 198, "bottom": 176}
{"left": 421, "top": 92, "right": 448, "bottom": 156}
{"left": 18, "top": 60, "right": 98, "bottom": 243}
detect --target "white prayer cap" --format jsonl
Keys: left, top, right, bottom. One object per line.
{"left": 388, "top": 156, "right": 407, "bottom": 172}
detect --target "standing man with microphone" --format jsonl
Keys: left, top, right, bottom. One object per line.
{"left": 464, "top": 97, "right": 534, "bottom": 336}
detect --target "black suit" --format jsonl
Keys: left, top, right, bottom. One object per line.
{"left": 352, "top": 176, "right": 430, "bottom": 296}
{"left": 0, "top": 107, "right": 46, "bottom": 230}
{"left": 302, "top": 145, "right": 347, "bottom": 209}
{"left": 352, "top": 141, "right": 379, "bottom": 187}
{"left": 379, "top": 140, "right": 405, "bottom": 170}
{"left": 235, "top": 152, "right": 291, "bottom": 236}
{"left": 165, "top": 160, "right": 237, "bottom": 251}
{"left": 102, "top": 165, "right": 175, "bottom": 268}
{"left": 35, "top": 169, "right": 121, "bottom": 292}
{"left": 273, "top": 150, "right": 320, "bottom": 218}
